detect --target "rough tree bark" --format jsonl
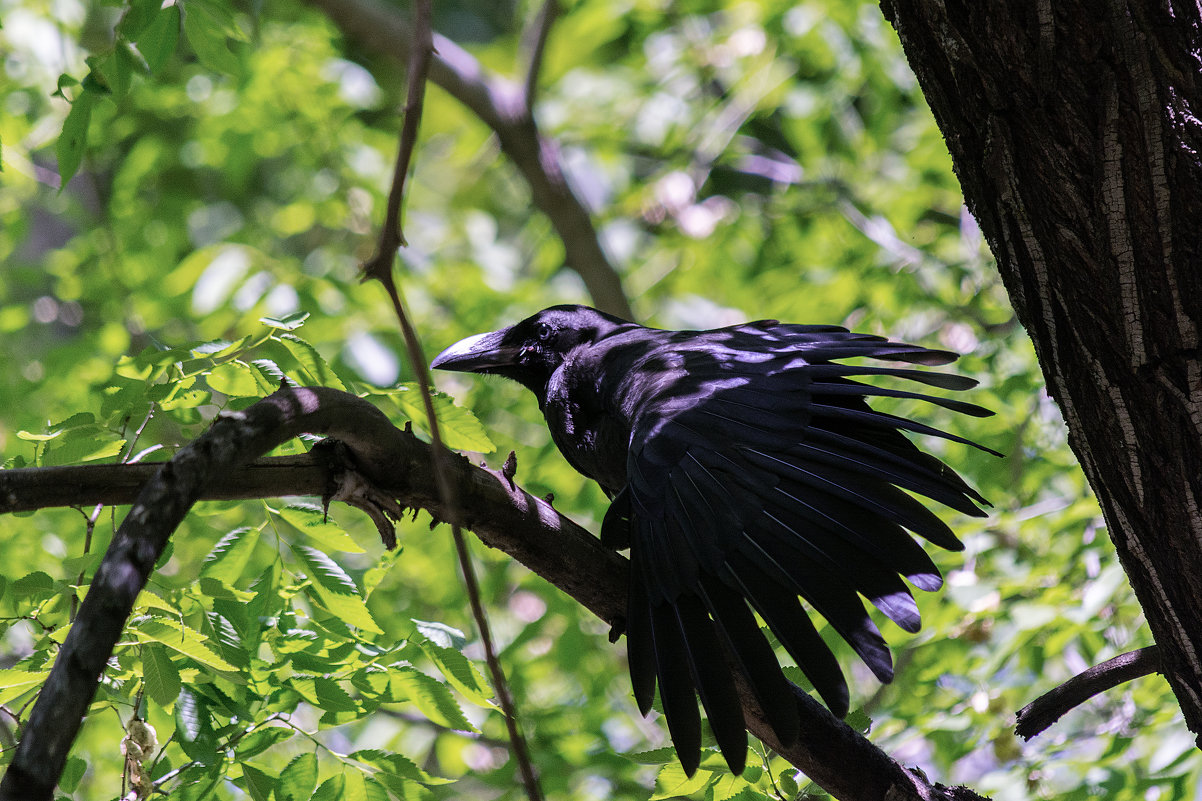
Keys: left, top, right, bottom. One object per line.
{"left": 881, "top": 0, "right": 1202, "bottom": 736}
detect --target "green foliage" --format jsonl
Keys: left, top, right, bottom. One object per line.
{"left": 0, "top": 0, "right": 1191, "bottom": 798}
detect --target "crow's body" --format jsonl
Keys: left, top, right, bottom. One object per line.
{"left": 433, "top": 305, "right": 992, "bottom": 775}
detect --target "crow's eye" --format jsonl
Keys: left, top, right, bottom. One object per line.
{"left": 535, "top": 322, "right": 554, "bottom": 342}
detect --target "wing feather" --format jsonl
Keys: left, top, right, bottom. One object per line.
{"left": 613, "top": 320, "right": 991, "bottom": 774}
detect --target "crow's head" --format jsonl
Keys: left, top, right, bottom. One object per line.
{"left": 432, "top": 304, "right": 629, "bottom": 394}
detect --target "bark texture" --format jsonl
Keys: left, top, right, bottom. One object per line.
{"left": 881, "top": 0, "right": 1202, "bottom": 735}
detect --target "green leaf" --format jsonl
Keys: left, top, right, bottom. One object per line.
{"left": 10, "top": 571, "right": 55, "bottom": 598}
{"left": 293, "top": 545, "right": 360, "bottom": 595}
{"left": 57, "top": 88, "right": 97, "bottom": 186}
{"left": 280, "top": 334, "right": 346, "bottom": 390}
{"left": 143, "top": 643, "right": 182, "bottom": 707}
{"left": 175, "top": 687, "right": 217, "bottom": 765}
{"left": 313, "top": 773, "right": 345, "bottom": 801}
{"left": 182, "top": 0, "right": 243, "bottom": 75}
{"left": 200, "top": 527, "right": 259, "bottom": 583}
{"left": 390, "top": 384, "right": 495, "bottom": 453}
{"left": 0, "top": 668, "right": 51, "bottom": 706}
{"left": 293, "top": 545, "right": 382, "bottom": 634}
{"left": 390, "top": 667, "right": 476, "bottom": 732}
{"left": 137, "top": 4, "right": 180, "bottom": 73}
{"left": 287, "top": 675, "right": 358, "bottom": 714}
{"left": 134, "top": 617, "right": 239, "bottom": 673}
{"left": 250, "top": 358, "right": 287, "bottom": 387}
{"left": 60, "top": 756, "right": 88, "bottom": 792}
{"left": 351, "top": 749, "right": 451, "bottom": 785}
{"left": 845, "top": 707, "right": 872, "bottom": 734}
{"left": 412, "top": 620, "right": 466, "bottom": 650}
{"left": 277, "top": 752, "right": 318, "bottom": 801}
{"left": 339, "top": 770, "right": 392, "bottom": 801}
{"left": 235, "top": 725, "right": 294, "bottom": 760}
{"left": 623, "top": 746, "right": 677, "bottom": 765}
{"left": 261, "top": 311, "right": 310, "bottom": 331}
{"left": 207, "top": 362, "right": 261, "bottom": 397}
{"left": 197, "top": 577, "right": 254, "bottom": 602}
{"left": 652, "top": 763, "right": 714, "bottom": 800}
{"left": 417, "top": 639, "right": 495, "bottom": 708}
{"left": 15, "top": 430, "right": 59, "bottom": 442}
{"left": 42, "top": 428, "right": 126, "bottom": 465}
{"left": 117, "top": 0, "right": 163, "bottom": 37}
{"left": 240, "top": 762, "right": 276, "bottom": 801}
{"left": 278, "top": 504, "right": 364, "bottom": 553}
{"left": 160, "top": 387, "right": 211, "bottom": 411}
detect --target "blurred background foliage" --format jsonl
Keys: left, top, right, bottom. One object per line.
{"left": 0, "top": 0, "right": 1195, "bottom": 798}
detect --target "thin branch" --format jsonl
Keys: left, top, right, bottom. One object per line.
{"left": 520, "top": 0, "right": 559, "bottom": 114}
{"left": 1015, "top": 646, "right": 1164, "bottom": 740}
{"left": 361, "top": 0, "right": 432, "bottom": 272}
{"left": 305, "top": 0, "right": 632, "bottom": 319}
{"left": 358, "top": 3, "right": 542, "bottom": 796}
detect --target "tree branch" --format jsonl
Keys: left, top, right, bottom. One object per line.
{"left": 0, "top": 388, "right": 979, "bottom": 801}
{"left": 1015, "top": 646, "right": 1164, "bottom": 740}
{"left": 306, "top": 0, "right": 632, "bottom": 319}
{"left": 520, "top": 0, "right": 559, "bottom": 113}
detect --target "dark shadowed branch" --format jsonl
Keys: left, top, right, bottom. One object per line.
{"left": 1016, "top": 646, "right": 1164, "bottom": 740}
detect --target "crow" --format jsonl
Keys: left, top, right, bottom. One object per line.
{"left": 432, "top": 304, "right": 993, "bottom": 776}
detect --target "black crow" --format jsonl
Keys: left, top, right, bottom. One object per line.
{"left": 432, "top": 304, "right": 992, "bottom": 776}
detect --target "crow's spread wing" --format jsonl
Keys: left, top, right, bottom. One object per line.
{"left": 604, "top": 323, "right": 993, "bottom": 775}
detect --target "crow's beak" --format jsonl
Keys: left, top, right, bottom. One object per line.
{"left": 431, "top": 329, "right": 517, "bottom": 374}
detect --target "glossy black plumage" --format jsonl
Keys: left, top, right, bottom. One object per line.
{"left": 432, "top": 304, "right": 992, "bottom": 776}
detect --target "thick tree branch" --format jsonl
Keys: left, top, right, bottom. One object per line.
{"left": 307, "top": 0, "right": 632, "bottom": 319}
{"left": 0, "top": 388, "right": 978, "bottom": 801}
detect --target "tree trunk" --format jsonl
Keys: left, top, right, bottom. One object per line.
{"left": 880, "top": 0, "right": 1202, "bottom": 737}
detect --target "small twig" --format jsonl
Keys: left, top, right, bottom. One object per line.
{"left": 361, "top": 0, "right": 433, "bottom": 275}
{"left": 1015, "top": 645, "right": 1163, "bottom": 740}
{"left": 520, "top": 0, "right": 559, "bottom": 113}
{"left": 360, "top": 2, "right": 542, "bottom": 798}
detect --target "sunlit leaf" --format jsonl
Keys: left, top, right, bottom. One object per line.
{"left": 278, "top": 504, "right": 364, "bottom": 553}
{"left": 390, "top": 667, "right": 476, "bottom": 732}
{"left": 134, "top": 618, "right": 238, "bottom": 673}
{"left": 280, "top": 334, "right": 346, "bottom": 390}
{"left": 240, "top": 763, "right": 276, "bottom": 801}
{"left": 292, "top": 545, "right": 382, "bottom": 634}
{"left": 389, "top": 384, "right": 495, "bottom": 453}
{"left": 277, "top": 752, "right": 318, "bottom": 801}
{"left": 142, "top": 643, "right": 182, "bottom": 707}
{"left": 200, "top": 526, "right": 259, "bottom": 583}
